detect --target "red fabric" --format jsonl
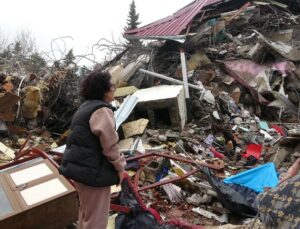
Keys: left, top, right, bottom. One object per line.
{"left": 271, "top": 125, "right": 286, "bottom": 136}
{"left": 243, "top": 144, "right": 263, "bottom": 160}
{"left": 210, "top": 147, "right": 225, "bottom": 159}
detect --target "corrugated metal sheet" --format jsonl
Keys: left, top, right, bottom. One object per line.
{"left": 114, "top": 95, "right": 139, "bottom": 130}
{"left": 124, "top": 0, "right": 222, "bottom": 38}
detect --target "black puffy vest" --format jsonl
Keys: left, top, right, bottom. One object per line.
{"left": 59, "top": 100, "right": 115, "bottom": 186}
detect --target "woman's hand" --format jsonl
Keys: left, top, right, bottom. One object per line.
{"left": 286, "top": 158, "right": 300, "bottom": 178}
{"left": 279, "top": 158, "right": 300, "bottom": 184}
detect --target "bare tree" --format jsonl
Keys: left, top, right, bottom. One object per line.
{"left": 0, "top": 27, "right": 8, "bottom": 53}
{"left": 14, "top": 29, "right": 36, "bottom": 58}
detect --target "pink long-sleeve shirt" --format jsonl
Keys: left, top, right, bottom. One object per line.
{"left": 89, "top": 107, "right": 126, "bottom": 172}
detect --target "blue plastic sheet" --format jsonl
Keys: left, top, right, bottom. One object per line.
{"left": 224, "top": 162, "right": 279, "bottom": 193}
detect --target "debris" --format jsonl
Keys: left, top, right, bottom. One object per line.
{"left": 0, "top": 92, "right": 20, "bottom": 121}
{"left": 122, "top": 118, "right": 149, "bottom": 139}
{"left": 143, "top": 158, "right": 170, "bottom": 182}
{"left": 1, "top": 0, "right": 300, "bottom": 227}
{"left": 114, "top": 86, "right": 138, "bottom": 99}
{"left": 162, "top": 183, "right": 183, "bottom": 204}
{"left": 0, "top": 142, "right": 15, "bottom": 159}
{"left": 0, "top": 121, "right": 8, "bottom": 134}
{"left": 122, "top": 54, "right": 150, "bottom": 82}
{"left": 259, "top": 121, "right": 269, "bottom": 131}
{"left": 192, "top": 207, "right": 228, "bottom": 224}
{"left": 107, "top": 213, "right": 118, "bottom": 229}
{"left": 187, "top": 193, "right": 211, "bottom": 206}
{"left": 133, "top": 85, "right": 187, "bottom": 130}
{"left": 22, "top": 86, "right": 42, "bottom": 119}
{"left": 243, "top": 144, "right": 263, "bottom": 160}
{"left": 109, "top": 64, "right": 124, "bottom": 87}
{"left": 271, "top": 147, "right": 290, "bottom": 168}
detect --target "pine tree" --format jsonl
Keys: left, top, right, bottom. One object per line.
{"left": 124, "top": 0, "right": 141, "bottom": 31}
{"left": 25, "top": 52, "right": 47, "bottom": 73}
{"left": 63, "top": 49, "right": 78, "bottom": 75}
{"left": 124, "top": 0, "right": 141, "bottom": 47}
{"left": 64, "top": 49, "right": 75, "bottom": 66}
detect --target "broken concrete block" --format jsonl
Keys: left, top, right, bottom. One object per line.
{"left": 121, "top": 118, "right": 149, "bottom": 139}
{"left": 118, "top": 138, "right": 134, "bottom": 152}
{"left": 144, "top": 158, "right": 170, "bottom": 182}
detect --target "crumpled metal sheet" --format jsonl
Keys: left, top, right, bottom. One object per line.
{"left": 224, "top": 59, "right": 296, "bottom": 105}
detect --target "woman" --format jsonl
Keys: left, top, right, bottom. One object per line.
{"left": 256, "top": 158, "right": 300, "bottom": 229}
{"left": 59, "top": 70, "right": 126, "bottom": 229}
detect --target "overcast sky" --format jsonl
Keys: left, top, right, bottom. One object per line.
{"left": 0, "top": 0, "right": 193, "bottom": 64}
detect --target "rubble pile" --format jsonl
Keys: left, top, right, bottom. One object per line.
{"left": 109, "top": 1, "right": 300, "bottom": 227}
{"left": 148, "top": 3, "right": 300, "bottom": 120}
{"left": 1, "top": 0, "right": 300, "bottom": 228}
{"left": 0, "top": 64, "right": 81, "bottom": 164}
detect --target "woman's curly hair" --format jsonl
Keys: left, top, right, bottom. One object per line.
{"left": 80, "top": 70, "right": 112, "bottom": 100}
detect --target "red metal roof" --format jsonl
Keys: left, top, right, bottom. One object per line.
{"left": 124, "top": 0, "right": 222, "bottom": 38}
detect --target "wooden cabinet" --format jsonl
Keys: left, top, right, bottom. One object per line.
{"left": 0, "top": 159, "right": 78, "bottom": 229}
